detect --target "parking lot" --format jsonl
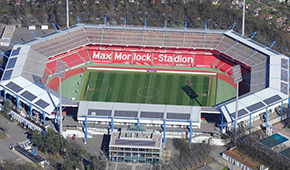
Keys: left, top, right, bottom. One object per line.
{"left": 0, "top": 114, "right": 30, "bottom": 163}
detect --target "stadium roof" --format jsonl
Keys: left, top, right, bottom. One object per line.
{"left": 216, "top": 32, "right": 288, "bottom": 123}
{"left": 78, "top": 101, "right": 201, "bottom": 123}
{"left": 1, "top": 25, "right": 15, "bottom": 39}
{"left": 0, "top": 24, "right": 288, "bottom": 121}
{"left": 219, "top": 88, "right": 287, "bottom": 123}
{"left": 1, "top": 76, "right": 59, "bottom": 114}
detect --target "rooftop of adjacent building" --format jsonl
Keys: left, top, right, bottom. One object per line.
{"left": 224, "top": 147, "right": 267, "bottom": 170}
{"left": 109, "top": 130, "right": 162, "bottom": 149}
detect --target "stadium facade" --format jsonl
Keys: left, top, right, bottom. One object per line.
{"left": 0, "top": 24, "right": 288, "bottom": 135}
{"left": 78, "top": 101, "right": 200, "bottom": 128}
{"left": 109, "top": 130, "right": 163, "bottom": 164}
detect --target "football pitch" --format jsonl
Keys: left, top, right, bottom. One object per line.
{"left": 79, "top": 70, "right": 216, "bottom": 106}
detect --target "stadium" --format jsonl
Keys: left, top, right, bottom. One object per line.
{"left": 0, "top": 23, "right": 289, "bottom": 140}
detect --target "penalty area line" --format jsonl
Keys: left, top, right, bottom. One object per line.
{"left": 104, "top": 79, "right": 110, "bottom": 101}
{"left": 145, "top": 74, "right": 152, "bottom": 103}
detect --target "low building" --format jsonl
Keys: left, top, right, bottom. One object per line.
{"left": 109, "top": 130, "right": 162, "bottom": 164}
{"left": 0, "top": 25, "right": 15, "bottom": 46}
{"left": 222, "top": 147, "right": 269, "bottom": 170}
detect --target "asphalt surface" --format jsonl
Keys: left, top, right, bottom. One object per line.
{"left": 106, "top": 162, "right": 152, "bottom": 170}
{"left": 73, "top": 135, "right": 105, "bottom": 157}
{"left": 0, "top": 114, "right": 29, "bottom": 163}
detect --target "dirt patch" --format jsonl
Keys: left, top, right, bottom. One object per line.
{"left": 0, "top": 131, "right": 7, "bottom": 140}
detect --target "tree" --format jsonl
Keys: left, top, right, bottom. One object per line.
{"left": 60, "top": 159, "right": 73, "bottom": 170}
{"left": 66, "top": 140, "right": 87, "bottom": 163}
{"left": 162, "top": 139, "right": 212, "bottom": 170}
{"left": 87, "top": 164, "right": 91, "bottom": 170}
{"left": 237, "top": 136, "right": 290, "bottom": 170}
{"left": 90, "top": 155, "right": 100, "bottom": 169}
{"left": 3, "top": 100, "right": 11, "bottom": 114}
{"left": 31, "top": 131, "right": 41, "bottom": 147}
{"left": 31, "top": 128, "right": 91, "bottom": 169}
{"left": 31, "top": 128, "right": 69, "bottom": 156}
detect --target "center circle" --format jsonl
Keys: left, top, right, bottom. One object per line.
{"left": 137, "top": 87, "right": 159, "bottom": 98}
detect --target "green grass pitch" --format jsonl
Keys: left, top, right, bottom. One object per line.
{"left": 79, "top": 70, "right": 216, "bottom": 106}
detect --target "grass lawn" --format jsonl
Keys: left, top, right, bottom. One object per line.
{"left": 79, "top": 70, "right": 216, "bottom": 106}
{"left": 216, "top": 78, "right": 236, "bottom": 104}
{"left": 60, "top": 73, "right": 86, "bottom": 100}
{"left": 58, "top": 63, "right": 237, "bottom": 105}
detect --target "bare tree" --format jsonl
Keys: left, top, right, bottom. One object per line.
{"left": 159, "top": 139, "right": 212, "bottom": 170}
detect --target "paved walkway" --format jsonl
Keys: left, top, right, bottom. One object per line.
{"left": 209, "top": 151, "right": 242, "bottom": 170}
{"left": 196, "top": 162, "right": 223, "bottom": 170}
{"left": 73, "top": 134, "right": 107, "bottom": 157}
{"left": 273, "top": 123, "right": 290, "bottom": 137}
{"left": 106, "top": 162, "right": 152, "bottom": 170}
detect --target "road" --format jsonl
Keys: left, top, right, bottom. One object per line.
{"left": 0, "top": 114, "right": 30, "bottom": 163}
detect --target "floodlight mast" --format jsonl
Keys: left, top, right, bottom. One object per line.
{"left": 56, "top": 60, "right": 66, "bottom": 136}
{"left": 232, "top": 65, "right": 242, "bottom": 143}
{"left": 242, "top": 0, "right": 246, "bottom": 36}
{"left": 59, "top": 76, "right": 63, "bottom": 135}
{"left": 66, "top": 0, "right": 69, "bottom": 28}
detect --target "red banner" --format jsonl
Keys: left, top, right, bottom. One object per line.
{"left": 153, "top": 53, "right": 173, "bottom": 66}
{"left": 88, "top": 50, "right": 112, "bottom": 63}
{"left": 133, "top": 52, "right": 152, "bottom": 66}
{"left": 173, "top": 54, "right": 194, "bottom": 67}
{"left": 112, "top": 51, "right": 132, "bottom": 64}
{"left": 87, "top": 49, "right": 195, "bottom": 67}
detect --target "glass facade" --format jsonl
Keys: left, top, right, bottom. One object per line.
{"left": 109, "top": 146, "right": 161, "bottom": 164}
